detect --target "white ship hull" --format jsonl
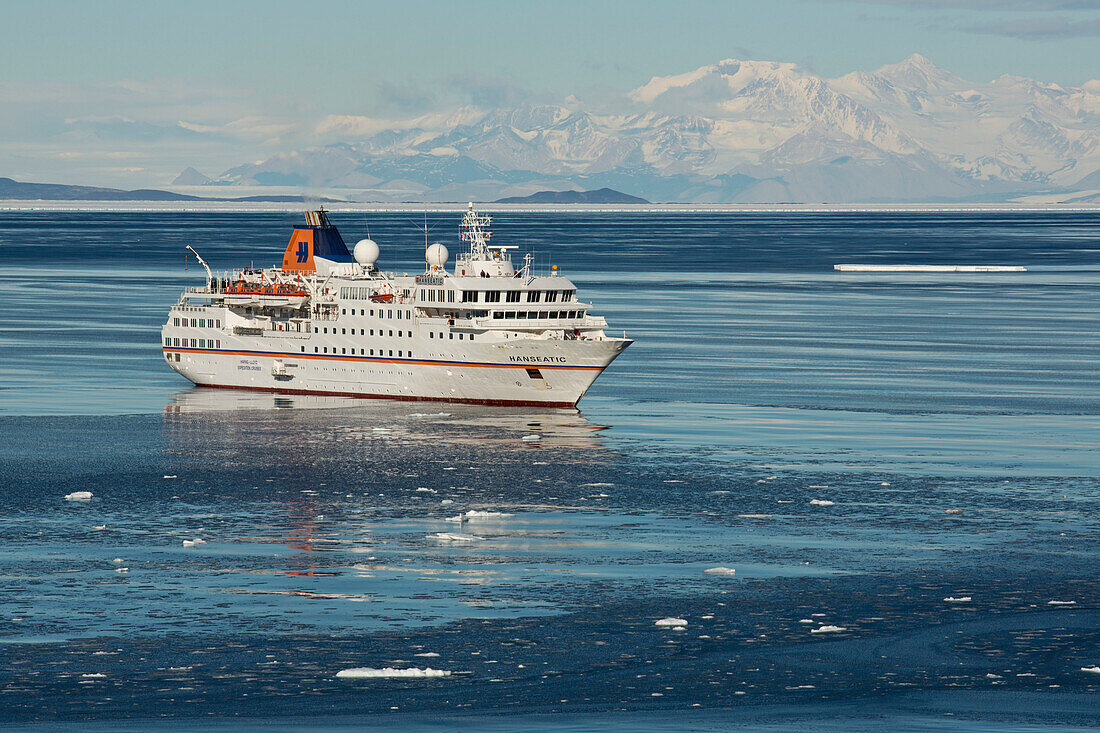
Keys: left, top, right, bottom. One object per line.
{"left": 164, "top": 334, "right": 629, "bottom": 408}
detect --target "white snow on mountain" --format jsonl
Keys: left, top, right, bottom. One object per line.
{"left": 198, "top": 55, "right": 1100, "bottom": 203}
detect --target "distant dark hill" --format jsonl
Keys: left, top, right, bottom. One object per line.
{"left": 0, "top": 177, "right": 344, "bottom": 203}
{"left": 495, "top": 188, "right": 649, "bottom": 204}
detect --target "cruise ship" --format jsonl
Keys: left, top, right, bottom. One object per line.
{"left": 160, "top": 205, "right": 632, "bottom": 407}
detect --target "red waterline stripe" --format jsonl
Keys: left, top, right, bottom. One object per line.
{"left": 162, "top": 347, "right": 604, "bottom": 371}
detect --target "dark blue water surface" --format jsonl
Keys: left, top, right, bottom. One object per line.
{"left": 1, "top": 211, "right": 1099, "bottom": 731}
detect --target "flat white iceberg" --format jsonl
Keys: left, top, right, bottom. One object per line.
{"left": 408, "top": 412, "right": 451, "bottom": 418}
{"left": 336, "top": 667, "right": 452, "bottom": 679}
{"left": 738, "top": 514, "right": 771, "bottom": 519}
{"left": 809, "top": 499, "right": 835, "bottom": 507}
{"left": 182, "top": 538, "right": 207, "bottom": 547}
{"left": 414, "top": 652, "right": 440, "bottom": 658}
{"left": 163, "top": 475, "right": 177, "bottom": 479}
{"left": 810, "top": 625, "right": 846, "bottom": 633}
{"left": 1048, "top": 600, "right": 1076, "bottom": 605}
{"left": 655, "top": 617, "right": 687, "bottom": 627}
{"left": 81, "top": 673, "right": 106, "bottom": 679}
{"left": 64, "top": 491, "right": 93, "bottom": 501}
{"left": 944, "top": 596, "right": 972, "bottom": 602}
{"left": 521, "top": 434, "right": 541, "bottom": 442}
{"left": 462, "top": 510, "right": 514, "bottom": 520}
{"left": 1081, "top": 666, "right": 1100, "bottom": 674}
{"left": 704, "top": 567, "right": 736, "bottom": 576}
{"left": 432, "top": 533, "right": 483, "bottom": 542}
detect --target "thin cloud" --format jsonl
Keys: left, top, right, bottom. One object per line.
{"left": 964, "top": 16, "right": 1100, "bottom": 37}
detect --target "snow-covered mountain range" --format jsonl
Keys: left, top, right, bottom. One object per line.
{"left": 183, "top": 55, "right": 1100, "bottom": 203}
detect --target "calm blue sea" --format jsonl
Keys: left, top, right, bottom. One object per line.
{"left": 1, "top": 210, "right": 1099, "bottom": 730}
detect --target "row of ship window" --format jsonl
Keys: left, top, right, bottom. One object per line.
{"left": 165, "top": 338, "right": 222, "bottom": 349}
{"left": 457, "top": 289, "right": 574, "bottom": 304}
{"left": 173, "top": 317, "right": 222, "bottom": 328}
{"left": 306, "top": 346, "right": 413, "bottom": 358}
{"left": 317, "top": 326, "right": 425, "bottom": 338}
{"left": 339, "top": 308, "right": 413, "bottom": 318}
{"left": 492, "top": 310, "right": 584, "bottom": 320}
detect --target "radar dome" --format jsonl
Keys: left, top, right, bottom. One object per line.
{"left": 354, "top": 238, "right": 379, "bottom": 267}
{"left": 426, "top": 242, "right": 449, "bottom": 268}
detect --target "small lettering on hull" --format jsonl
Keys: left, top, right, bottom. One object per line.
{"left": 509, "top": 355, "right": 567, "bottom": 363}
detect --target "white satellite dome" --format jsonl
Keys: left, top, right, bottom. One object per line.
{"left": 353, "top": 238, "right": 379, "bottom": 267}
{"left": 426, "top": 242, "right": 449, "bottom": 268}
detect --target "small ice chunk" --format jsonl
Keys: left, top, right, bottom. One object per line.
{"left": 704, "top": 567, "right": 736, "bottom": 576}
{"left": 443, "top": 514, "right": 465, "bottom": 523}
{"left": 414, "top": 652, "right": 440, "bottom": 658}
{"left": 809, "top": 499, "right": 835, "bottom": 507}
{"left": 810, "top": 625, "right": 846, "bottom": 634}
{"left": 440, "top": 499, "right": 454, "bottom": 506}
{"left": 1081, "top": 666, "right": 1100, "bottom": 674}
{"left": 462, "top": 510, "right": 514, "bottom": 520}
{"left": 944, "top": 596, "right": 972, "bottom": 602}
{"left": 945, "top": 509, "right": 964, "bottom": 515}
{"left": 738, "top": 514, "right": 771, "bottom": 519}
{"left": 114, "top": 567, "right": 128, "bottom": 573}
{"left": 799, "top": 619, "right": 814, "bottom": 624}
{"left": 808, "top": 485, "right": 828, "bottom": 489}
{"left": 64, "top": 491, "right": 93, "bottom": 501}
{"left": 182, "top": 538, "right": 207, "bottom": 548}
{"left": 112, "top": 558, "right": 124, "bottom": 564}
{"left": 91, "top": 525, "right": 107, "bottom": 531}
{"left": 81, "top": 673, "right": 106, "bottom": 679}
{"left": 986, "top": 673, "right": 1002, "bottom": 679}
{"left": 521, "top": 434, "right": 541, "bottom": 442}
{"left": 336, "top": 667, "right": 452, "bottom": 679}
{"left": 163, "top": 475, "right": 177, "bottom": 479}
{"left": 432, "top": 533, "right": 482, "bottom": 542}
{"left": 879, "top": 482, "right": 890, "bottom": 486}
{"left": 755, "top": 480, "right": 767, "bottom": 484}
{"left": 1047, "top": 600, "right": 1076, "bottom": 606}
{"left": 655, "top": 617, "right": 687, "bottom": 627}
{"left": 416, "top": 488, "right": 436, "bottom": 493}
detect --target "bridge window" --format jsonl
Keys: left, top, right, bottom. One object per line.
{"left": 462, "top": 290, "right": 479, "bottom": 302}
{"left": 545, "top": 291, "right": 558, "bottom": 303}
{"left": 505, "top": 291, "right": 520, "bottom": 303}
{"left": 526, "top": 291, "right": 541, "bottom": 303}
{"left": 484, "top": 291, "right": 501, "bottom": 303}
{"left": 447, "top": 290, "right": 455, "bottom": 303}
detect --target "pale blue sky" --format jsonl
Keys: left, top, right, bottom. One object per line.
{"left": 0, "top": 0, "right": 1097, "bottom": 187}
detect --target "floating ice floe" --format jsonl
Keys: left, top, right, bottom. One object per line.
{"left": 91, "top": 525, "right": 106, "bottom": 531}
{"left": 112, "top": 558, "right": 124, "bottom": 564}
{"left": 944, "top": 596, "right": 972, "bottom": 602}
{"left": 81, "top": 673, "right": 106, "bottom": 679}
{"left": 463, "top": 510, "right": 514, "bottom": 520}
{"left": 799, "top": 619, "right": 814, "bottom": 624}
{"left": 520, "top": 434, "right": 541, "bottom": 442}
{"left": 64, "top": 491, "right": 93, "bottom": 501}
{"left": 416, "top": 488, "right": 436, "bottom": 493}
{"left": 440, "top": 499, "right": 454, "bottom": 505}
{"left": 809, "top": 499, "right": 835, "bottom": 507}
{"left": 808, "top": 485, "right": 828, "bottom": 489}
{"left": 408, "top": 412, "right": 451, "bottom": 418}
{"left": 336, "top": 667, "right": 452, "bottom": 679}
{"left": 810, "top": 625, "right": 846, "bottom": 634}
{"left": 182, "top": 538, "right": 207, "bottom": 547}
{"left": 114, "top": 567, "right": 128, "bottom": 573}
{"left": 738, "top": 514, "right": 772, "bottom": 519}
{"left": 163, "top": 475, "right": 177, "bottom": 479}
{"left": 945, "top": 509, "right": 964, "bottom": 515}
{"left": 879, "top": 482, "right": 890, "bottom": 487}
{"left": 414, "top": 652, "right": 440, "bottom": 658}
{"left": 432, "top": 533, "right": 483, "bottom": 542}
{"left": 655, "top": 617, "right": 687, "bottom": 627}
{"left": 583, "top": 482, "right": 613, "bottom": 487}
{"left": 704, "top": 567, "right": 737, "bottom": 576}
{"left": 1048, "top": 600, "right": 1077, "bottom": 606}
{"left": 1081, "top": 666, "right": 1100, "bottom": 674}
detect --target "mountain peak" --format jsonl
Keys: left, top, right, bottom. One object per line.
{"left": 874, "top": 53, "right": 962, "bottom": 91}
